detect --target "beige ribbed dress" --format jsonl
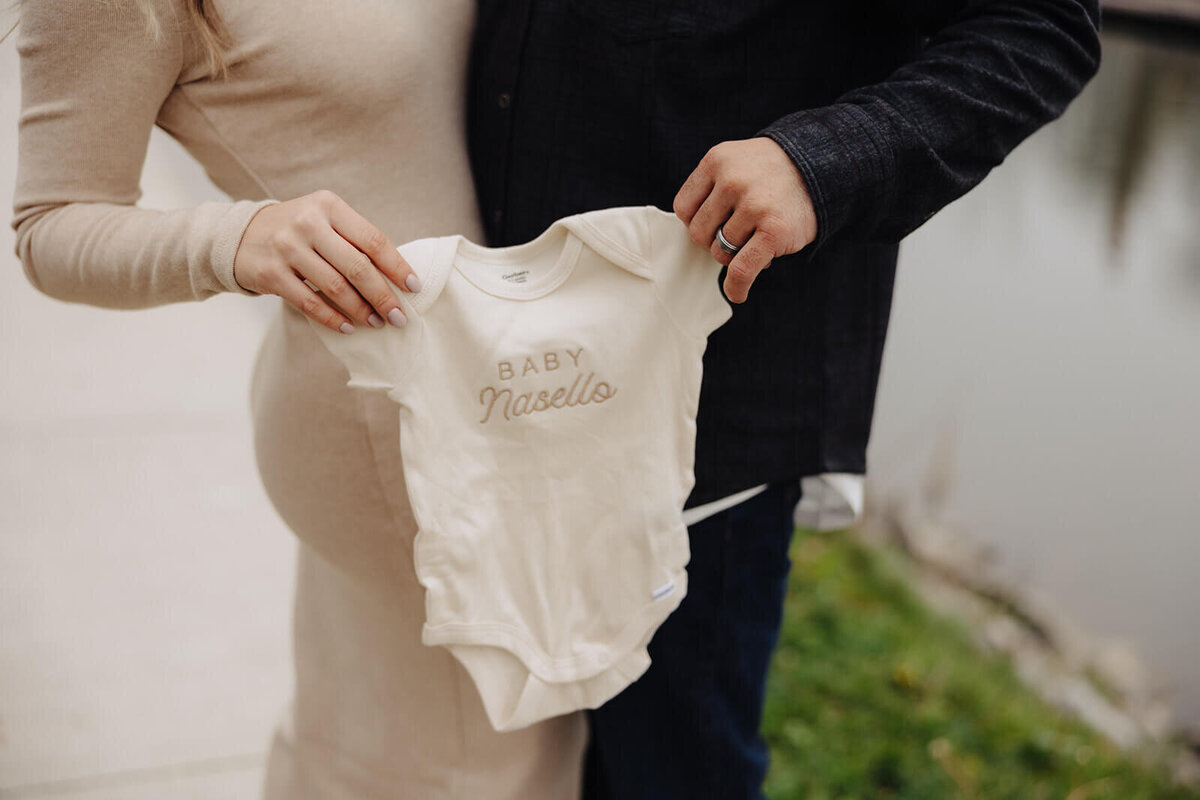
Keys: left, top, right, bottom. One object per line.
{"left": 10, "top": 0, "right": 588, "bottom": 797}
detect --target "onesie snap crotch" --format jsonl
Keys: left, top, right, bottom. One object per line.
{"left": 438, "top": 590, "right": 672, "bottom": 731}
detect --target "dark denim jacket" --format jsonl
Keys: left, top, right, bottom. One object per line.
{"left": 467, "top": 0, "right": 1101, "bottom": 507}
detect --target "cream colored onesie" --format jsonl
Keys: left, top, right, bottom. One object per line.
{"left": 310, "top": 206, "right": 732, "bottom": 732}
{"left": 12, "top": 0, "right": 587, "bottom": 796}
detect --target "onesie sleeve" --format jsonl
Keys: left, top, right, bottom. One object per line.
{"left": 306, "top": 238, "right": 439, "bottom": 393}
{"left": 645, "top": 207, "right": 733, "bottom": 340}
{"left": 307, "top": 318, "right": 405, "bottom": 393}
{"left": 10, "top": 0, "right": 279, "bottom": 309}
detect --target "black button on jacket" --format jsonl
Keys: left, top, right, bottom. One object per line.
{"left": 467, "top": 0, "right": 1102, "bottom": 507}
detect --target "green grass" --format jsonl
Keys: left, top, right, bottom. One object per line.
{"left": 761, "top": 528, "right": 1199, "bottom": 800}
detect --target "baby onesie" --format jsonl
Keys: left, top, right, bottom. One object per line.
{"left": 310, "top": 205, "right": 731, "bottom": 732}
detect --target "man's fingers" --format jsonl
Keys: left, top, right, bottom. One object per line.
{"left": 722, "top": 232, "right": 774, "bottom": 304}
{"left": 675, "top": 137, "right": 819, "bottom": 291}
{"left": 672, "top": 164, "right": 714, "bottom": 225}
{"left": 688, "top": 190, "right": 734, "bottom": 251}
{"left": 710, "top": 206, "right": 755, "bottom": 266}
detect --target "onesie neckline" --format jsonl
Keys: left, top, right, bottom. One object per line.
{"left": 448, "top": 221, "right": 584, "bottom": 301}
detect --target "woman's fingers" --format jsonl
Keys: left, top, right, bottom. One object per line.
{"left": 309, "top": 228, "right": 405, "bottom": 327}
{"left": 291, "top": 247, "right": 384, "bottom": 328}
{"left": 273, "top": 270, "right": 357, "bottom": 335}
{"left": 232, "top": 190, "right": 421, "bottom": 331}
{"left": 324, "top": 190, "right": 421, "bottom": 306}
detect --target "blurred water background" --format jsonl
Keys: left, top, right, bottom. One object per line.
{"left": 868, "top": 23, "right": 1200, "bottom": 728}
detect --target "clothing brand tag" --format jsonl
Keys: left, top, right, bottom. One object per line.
{"left": 652, "top": 579, "right": 676, "bottom": 601}
{"left": 500, "top": 269, "right": 530, "bottom": 284}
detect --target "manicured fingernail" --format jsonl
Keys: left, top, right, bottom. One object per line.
{"left": 405, "top": 273, "right": 422, "bottom": 293}
{"left": 339, "top": 322, "right": 355, "bottom": 335}
{"left": 387, "top": 308, "right": 407, "bottom": 328}
{"left": 368, "top": 313, "right": 384, "bottom": 328}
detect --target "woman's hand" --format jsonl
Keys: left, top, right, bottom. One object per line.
{"left": 233, "top": 189, "right": 420, "bottom": 333}
{"left": 673, "top": 137, "right": 818, "bottom": 304}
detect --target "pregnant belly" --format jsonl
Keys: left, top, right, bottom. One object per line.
{"left": 249, "top": 303, "right": 418, "bottom": 584}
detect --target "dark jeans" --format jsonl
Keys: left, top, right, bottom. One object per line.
{"left": 581, "top": 480, "right": 804, "bottom": 800}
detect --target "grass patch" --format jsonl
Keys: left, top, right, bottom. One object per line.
{"left": 762, "top": 528, "right": 1198, "bottom": 800}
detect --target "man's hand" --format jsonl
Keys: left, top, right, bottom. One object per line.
{"left": 673, "top": 137, "right": 818, "bottom": 304}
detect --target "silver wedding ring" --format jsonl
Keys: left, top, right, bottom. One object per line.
{"left": 715, "top": 225, "right": 741, "bottom": 256}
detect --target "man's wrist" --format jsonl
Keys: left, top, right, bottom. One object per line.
{"left": 758, "top": 103, "right": 895, "bottom": 252}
